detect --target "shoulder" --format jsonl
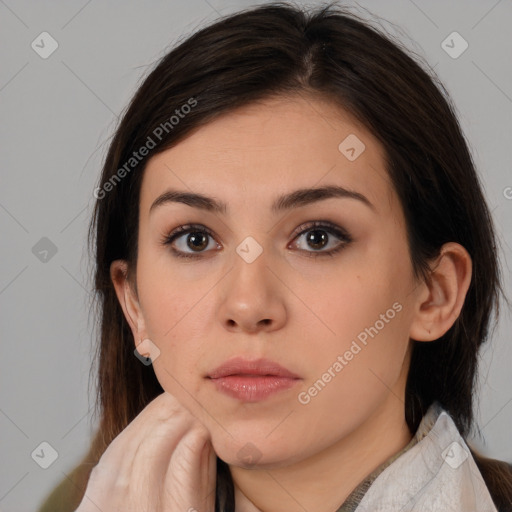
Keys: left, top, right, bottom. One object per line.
{"left": 470, "top": 448, "right": 512, "bottom": 512}
{"left": 37, "top": 461, "right": 92, "bottom": 512}
{"left": 37, "top": 430, "right": 105, "bottom": 512}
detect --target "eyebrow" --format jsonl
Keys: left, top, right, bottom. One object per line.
{"left": 149, "top": 185, "right": 374, "bottom": 215}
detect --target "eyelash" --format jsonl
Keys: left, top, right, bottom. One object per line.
{"left": 161, "top": 221, "right": 352, "bottom": 260}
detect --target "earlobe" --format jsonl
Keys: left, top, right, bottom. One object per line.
{"left": 409, "top": 242, "right": 472, "bottom": 342}
{"left": 110, "top": 259, "right": 147, "bottom": 341}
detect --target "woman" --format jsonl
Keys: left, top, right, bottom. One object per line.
{"left": 39, "top": 2, "right": 512, "bottom": 511}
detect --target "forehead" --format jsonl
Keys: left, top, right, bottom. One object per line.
{"left": 140, "top": 95, "right": 395, "bottom": 216}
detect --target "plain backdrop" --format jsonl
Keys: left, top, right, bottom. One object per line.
{"left": 0, "top": 1, "right": 511, "bottom": 510}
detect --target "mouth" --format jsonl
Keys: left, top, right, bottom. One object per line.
{"left": 206, "top": 357, "right": 301, "bottom": 402}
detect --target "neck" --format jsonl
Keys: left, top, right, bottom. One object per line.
{"left": 230, "top": 395, "right": 413, "bottom": 512}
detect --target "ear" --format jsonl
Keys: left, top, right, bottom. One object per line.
{"left": 409, "top": 242, "right": 472, "bottom": 342}
{"left": 110, "top": 259, "right": 148, "bottom": 350}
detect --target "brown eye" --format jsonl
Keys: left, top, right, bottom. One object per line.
{"left": 290, "top": 221, "right": 352, "bottom": 257}
{"left": 186, "top": 232, "right": 209, "bottom": 251}
{"left": 163, "top": 224, "right": 219, "bottom": 259}
{"left": 305, "top": 229, "right": 329, "bottom": 250}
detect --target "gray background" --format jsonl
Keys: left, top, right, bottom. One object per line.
{"left": 0, "top": 0, "right": 511, "bottom": 510}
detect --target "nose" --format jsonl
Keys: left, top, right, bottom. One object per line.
{"left": 218, "top": 245, "right": 287, "bottom": 334}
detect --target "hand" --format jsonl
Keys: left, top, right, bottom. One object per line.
{"left": 75, "top": 391, "right": 216, "bottom": 512}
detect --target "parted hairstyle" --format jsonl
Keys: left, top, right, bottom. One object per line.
{"left": 39, "top": 2, "right": 512, "bottom": 511}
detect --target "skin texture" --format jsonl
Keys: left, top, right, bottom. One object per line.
{"left": 106, "top": 94, "right": 472, "bottom": 512}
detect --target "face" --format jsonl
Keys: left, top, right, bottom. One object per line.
{"left": 122, "top": 95, "right": 424, "bottom": 468}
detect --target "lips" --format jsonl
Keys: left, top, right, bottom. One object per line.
{"left": 208, "top": 357, "right": 300, "bottom": 379}
{"left": 207, "top": 357, "right": 301, "bottom": 402}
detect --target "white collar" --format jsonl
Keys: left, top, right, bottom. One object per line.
{"left": 355, "top": 404, "right": 497, "bottom": 511}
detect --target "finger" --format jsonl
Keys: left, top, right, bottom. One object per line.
{"left": 79, "top": 393, "right": 216, "bottom": 511}
{"left": 91, "top": 392, "right": 196, "bottom": 487}
{"left": 163, "top": 424, "right": 217, "bottom": 512}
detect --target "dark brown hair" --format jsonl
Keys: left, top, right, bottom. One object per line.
{"left": 39, "top": 2, "right": 512, "bottom": 511}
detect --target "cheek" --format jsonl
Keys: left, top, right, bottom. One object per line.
{"left": 136, "top": 250, "right": 210, "bottom": 341}
{"left": 293, "top": 245, "right": 413, "bottom": 400}
{"left": 294, "top": 266, "right": 409, "bottom": 357}
{"left": 149, "top": 329, "right": 207, "bottom": 418}
{"left": 290, "top": 290, "right": 411, "bottom": 457}
{"left": 297, "top": 291, "right": 410, "bottom": 402}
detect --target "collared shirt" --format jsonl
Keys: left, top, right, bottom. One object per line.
{"left": 337, "top": 402, "right": 497, "bottom": 511}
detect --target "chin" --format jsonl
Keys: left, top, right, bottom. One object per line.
{"left": 210, "top": 430, "right": 306, "bottom": 470}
